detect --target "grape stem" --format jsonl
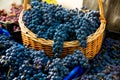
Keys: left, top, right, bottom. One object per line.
{"left": 7, "top": 66, "right": 12, "bottom": 78}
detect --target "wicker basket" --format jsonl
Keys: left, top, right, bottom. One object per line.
{"left": 19, "top": 0, "right": 106, "bottom": 59}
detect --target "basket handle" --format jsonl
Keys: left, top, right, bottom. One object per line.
{"left": 98, "top": 0, "right": 106, "bottom": 22}
{"left": 23, "top": 0, "right": 28, "bottom": 10}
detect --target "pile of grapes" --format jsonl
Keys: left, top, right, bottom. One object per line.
{"left": 0, "top": 3, "right": 22, "bottom": 23}
{"left": 0, "top": 33, "right": 89, "bottom": 80}
{"left": 0, "top": 10, "right": 7, "bottom": 21}
{"left": 0, "top": 45, "right": 50, "bottom": 80}
{"left": 23, "top": 1, "right": 100, "bottom": 56}
{"left": 0, "top": 33, "right": 50, "bottom": 79}
{"left": 6, "top": 3, "right": 23, "bottom": 23}
{"left": 0, "top": 30, "right": 120, "bottom": 80}
{"left": 80, "top": 38, "right": 120, "bottom": 80}
{"left": 81, "top": 65, "right": 120, "bottom": 80}
{"left": 0, "top": 3, "right": 22, "bottom": 32}
{"left": 88, "top": 38, "right": 120, "bottom": 74}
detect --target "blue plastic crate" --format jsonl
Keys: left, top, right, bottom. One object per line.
{"left": 64, "top": 66, "right": 83, "bottom": 80}
{"left": 0, "top": 28, "right": 11, "bottom": 37}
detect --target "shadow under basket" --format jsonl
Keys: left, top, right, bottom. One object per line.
{"left": 19, "top": 0, "right": 106, "bottom": 59}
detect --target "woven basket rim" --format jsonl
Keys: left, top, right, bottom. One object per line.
{"left": 19, "top": 10, "right": 106, "bottom": 47}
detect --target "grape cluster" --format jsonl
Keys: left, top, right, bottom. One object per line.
{"left": 45, "top": 25, "right": 57, "bottom": 39}
{"left": 0, "top": 33, "right": 14, "bottom": 56}
{"left": 46, "top": 58, "right": 69, "bottom": 80}
{"left": 62, "top": 50, "right": 89, "bottom": 69}
{"left": 75, "top": 10, "right": 100, "bottom": 48}
{"left": 23, "top": 1, "right": 100, "bottom": 56}
{"left": 31, "top": 50, "right": 52, "bottom": 69}
{"left": 52, "top": 24, "right": 69, "bottom": 55}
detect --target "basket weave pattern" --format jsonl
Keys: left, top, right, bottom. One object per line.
{"left": 19, "top": 0, "right": 106, "bottom": 59}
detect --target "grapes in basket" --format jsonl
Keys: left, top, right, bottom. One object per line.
{"left": 23, "top": 1, "right": 100, "bottom": 56}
